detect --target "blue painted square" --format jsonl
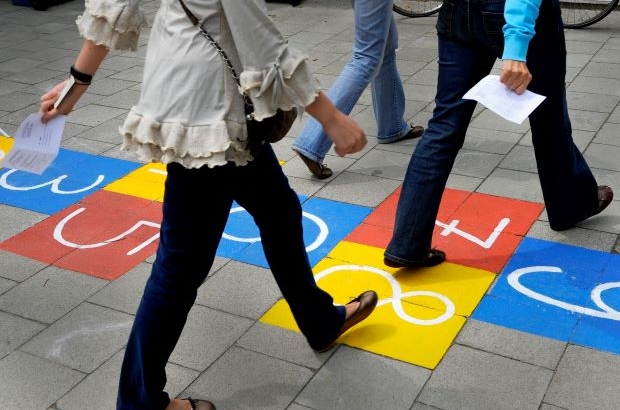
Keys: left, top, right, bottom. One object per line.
{"left": 473, "top": 237, "right": 619, "bottom": 351}
{"left": 571, "top": 253, "right": 620, "bottom": 354}
{"left": 0, "top": 149, "right": 140, "bottom": 214}
{"left": 216, "top": 195, "right": 371, "bottom": 268}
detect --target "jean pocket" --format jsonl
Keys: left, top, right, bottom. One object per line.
{"left": 436, "top": 0, "right": 454, "bottom": 38}
{"left": 481, "top": 11, "right": 505, "bottom": 53}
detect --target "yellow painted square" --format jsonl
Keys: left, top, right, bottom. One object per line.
{"left": 260, "top": 241, "right": 496, "bottom": 368}
{"left": 0, "top": 135, "right": 15, "bottom": 165}
{"left": 104, "top": 163, "right": 166, "bottom": 202}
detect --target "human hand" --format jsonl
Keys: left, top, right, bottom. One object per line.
{"left": 40, "top": 79, "right": 89, "bottom": 123}
{"left": 500, "top": 60, "right": 532, "bottom": 95}
{"left": 305, "top": 91, "right": 367, "bottom": 156}
{"left": 322, "top": 110, "right": 367, "bottom": 156}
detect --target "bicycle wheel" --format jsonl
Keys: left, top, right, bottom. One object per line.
{"left": 393, "top": 0, "right": 443, "bottom": 17}
{"left": 560, "top": 0, "right": 619, "bottom": 28}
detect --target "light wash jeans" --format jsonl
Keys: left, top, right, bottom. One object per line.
{"left": 385, "top": 0, "right": 598, "bottom": 265}
{"left": 292, "top": 0, "right": 411, "bottom": 162}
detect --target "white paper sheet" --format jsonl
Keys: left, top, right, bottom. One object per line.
{"left": 463, "top": 74, "right": 546, "bottom": 124}
{"left": 0, "top": 112, "right": 65, "bottom": 175}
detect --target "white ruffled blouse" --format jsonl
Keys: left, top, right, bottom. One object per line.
{"left": 77, "top": 0, "right": 321, "bottom": 168}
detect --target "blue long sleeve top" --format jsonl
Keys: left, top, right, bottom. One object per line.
{"left": 502, "top": 0, "right": 543, "bottom": 61}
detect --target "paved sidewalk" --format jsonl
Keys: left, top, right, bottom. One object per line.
{"left": 1, "top": 0, "right": 620, "bottom": 409}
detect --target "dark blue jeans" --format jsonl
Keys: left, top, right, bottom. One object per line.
{"left": 385, "top": 0, "right": 598, "bottom": 265}
{"left": 117, "top": 144, "right": 345, "bottom": 409}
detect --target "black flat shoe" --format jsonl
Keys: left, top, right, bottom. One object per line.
{"left": 384, "top": 248, "right": 446, "bottom": 268}
{"left": 314, "top": 290, "right": 378, "bottom": 353}
{"left": 295, "top": 150, "right": 333, "bottom": 179}
{"left": 185, "top": 397, "right": 216, "bottom": 410}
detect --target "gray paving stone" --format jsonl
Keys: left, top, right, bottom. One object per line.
{"left": 0, "top": 79, "right": 27, "bottom": 96}
{"left": 539, "top": 404, "right": 568, "bottom": 410}
{"left": 0, "top": 311, "right": 45, "bottom": 359}
{"left": 0, "top": 204, "right": 46, "bottom": 242}
{"left": 499, "top": 145, "right": 537, "bottom": 173}
{"left": 88, "top": 262, "right": 150, "bottom": 315}
{"left": 66, "top": 104, "right": 127, "bottom": 127}
{"left": 567, "top": 90, "right": 620, "bottom": 113}
{"left": 184, "top": 346, "right": 314, "bottom": 410}
{"left": 463, "top": 127, "right": 524, "bottom": 155}
{"left": 0, "top": 57, "right": 44, "bottom": 73}
{"left": 94, "top": 89, "right": 141, "bottom": 110}
{"left": 287, "top": 404, "right": 314, "bottom": 410}
{"left": 0, "top": 90, "right": 39, "bottom": 111}
{"left": 584, "top": 142, "right": 620, "bottom": 172}
{"left": 594, "top": 122, "right": 620, "bottom": 146}
{"left": 0, "top": 351, "right": 84, "bottom": 410}
{"left": 20, "top": 302, "right": 132, "bottom": 373}
{"left": 456, "top": 319, "right": 566, "bottom": 369}
{"left": 410, "top": 403, "right": 444, "bottom": 410}
{"left": 469, "top": 108, "right": 531, "bottom": 134}
{"left": 446, "top": 173, "right": 483, "bottom": 192}
{"left": 477, "top": 168, "right": 544, "bottom": 203}
{"left": 568, "top": 76, "right": 620, "bottom": 96}
{"left": 568, "top": 109, "right": 609, "bottom": 132}
{"left": 418, "top": 344, "right": 552, "bottom": 410}
{"left": 545, "top": 344, "right": 620, "bottom": 410}
{"left": 297, "top": 346, "right": 430, "bottom": 410}
{"left": 565, "top": 40, "right": 602, "bottom": 55}
{"left": 61, "top": 136, "right": 119, "bottom": 155}
{"left": 527, "top": 220, "right": 618, "bottom": 252}
{"left": 348, "top": 148, "right": 411, "bottom": 180}
{"left": 0, "top": 249, "right": 47, "bottom": 282}
{"left": 195, "top": 261, "right": 282, "bottom": 320}
{"left": 314, "top": 171, "right": 402, "bottom": 208}
{"left": 581, "top": 61, "right": 620, "bottom": 80}
{"left": 453, "top": 149, "right": 504, "bottom": 179}
{"left": 56, "top": 348, "right": 200, "bottom": 410}
{"left": 0, "top": 276, "right": 14, "bottom": 295}
{"left": 0, "top": 266, "right": 107, "bottom": 324}
{"left": 236, "top": 322, "right": 332, "bottom": 370}
{"left": 609, "top": 105, "right": 620, "bottom": 123}
{"left": 169, "top": 305, "right": 253, "bottom": 371}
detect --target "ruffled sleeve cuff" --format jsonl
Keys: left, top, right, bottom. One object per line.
{"left": 76, "top": 0, "right": 148, "bottom": 51}
{"left": 238, "top": 46, "right": 320, "bottom": 121}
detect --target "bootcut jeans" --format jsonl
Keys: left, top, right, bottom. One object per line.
{"left": 292, "top": 0, "right": 411, "bottom": 162}
{"left": 117, "top": 144, "right": 345, "bottom": 409}
{"left": 385, "top": 0, "right": 598, "bottom": 265}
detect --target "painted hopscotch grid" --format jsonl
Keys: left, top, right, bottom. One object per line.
{"left": 261, "top": 240, "right": 496, "bottom": 369}
{"left": 473, "top": 237, "right": 620, "bottom": 356}
{"left": 0, "top": 189, "right": 162, "bottom": 280}
{"left": 0, "top": 136, "right": 140, "bottom": 215}
{"left": 346, "top": 187, "right": 544, "bottom": 273}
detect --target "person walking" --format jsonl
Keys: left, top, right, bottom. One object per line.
{"left": 40, "top": 1, "right": 378, "bottom": 409}
{"left": 383, "top": 0, "right": 613, "bottom": 268}
{"left": 291, "top": 0, "right": 424, "bottom": 179}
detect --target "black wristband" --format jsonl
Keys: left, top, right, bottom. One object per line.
{"left": 70, "top": 65, "right": 93, "bottom": 84}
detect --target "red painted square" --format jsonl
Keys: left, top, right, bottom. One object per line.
{"left": 1, "top": 190, "right": 162, "bottom": 280}
{"left": 347, "top": 188, "right": 543, "bottom": 273}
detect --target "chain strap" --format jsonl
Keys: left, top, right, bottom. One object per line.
{"left": 179, "top": 0, "right": 255, "bottom": 117}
